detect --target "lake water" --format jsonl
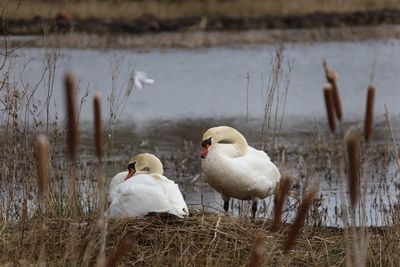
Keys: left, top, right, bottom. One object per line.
{"left": 5, "top": 39, "right": 400, "bottom": 226}
{"left": 12, "top": 39, "right": 400, "bottom": 125}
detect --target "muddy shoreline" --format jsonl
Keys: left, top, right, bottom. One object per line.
{"left": 5, "top": 9, "right": 400, "bottom": 36}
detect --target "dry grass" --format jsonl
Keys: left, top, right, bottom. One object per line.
{"left": 3, "top": 211, "right": 400, "bottom": 266}
{"left": 0, "top": 211, "right": 343, "bottom": 266}
{"left": 5, "top": 0, "right": 400, "bottom": 20}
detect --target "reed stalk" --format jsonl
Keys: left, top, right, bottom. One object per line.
{"left": 247, "top": 233, "right": 266, "bottom": 267}
{"left": 65, "top": 72, "right": 79, "bottom": 162}
{"left": 272, "top": 176, "right": 291, "bottom": 231}
{"left": 94, "top": 92, "right": 107, "bottom": 265}
{"left": 100, "top": 240, "right": 128, "bottom": 267}
{"left": 323, "top": 83, "right": 336, "bottom": 133}
{"left": 36, "top": 134, "right": 49, "bottom": 196}
{"left": 364, "top": 83, "right": 375, "bottom": 141}
{"left": 346, "top": 131, "right": 360, "bottom": 210}
{"left": 284, "top": 185, "right": 317, "bottom": 252}
{"left": 327, "top": 70, "right": 343, "bottom": 121}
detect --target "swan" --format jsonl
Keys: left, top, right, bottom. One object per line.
{"left": 200, "top": 126, "right": 281, "bottom": 218}
{"left": 107, "top": 153, "right": 189, "bottom": 218}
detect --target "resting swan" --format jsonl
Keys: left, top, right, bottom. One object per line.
{"left": 201, "top": 126, "right": 280, "bottom": 218}
{"left": 107, "top": 153, "right": 189, "bottom": 218}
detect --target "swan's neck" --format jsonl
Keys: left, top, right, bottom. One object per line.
{"left": 216, "top": 131, "right": 247, "bottom": 157}
{"left": 148, "top": 162, "right": 163, "bottom": 175}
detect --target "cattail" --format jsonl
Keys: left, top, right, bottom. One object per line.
{"left": 346, "top": 131, "right": 360, "bottom": 209}
{"left": 36, "top": 134, "right": 49, "bottom": 195}
{"left": 284, "top": 185, "right": 317, "bottom": 253}
{"left": 322, "top": 59, "right": 329, "bottom": 79}
{"left": 247, "top": 233, "right": 266, "bottom": 267}
{"left": 94, "top": 93, "right": 104, "bottom": 159}
{"left": 100, "top": 240, "right": 128, "bottom": 267}
{"left": 65, "top": 72, "right": 79, "bottom": 161}
{"left": 323, "top": 84, "right": 336, "bottom": 133}
{"left": 364, "top": 83, "right": 376, "bottom": 141}
{"left": 272, "top": 176, "right": 291, "bottom": 231}
{"left": 327, "top": 70, "right": 343, "bottom": 120}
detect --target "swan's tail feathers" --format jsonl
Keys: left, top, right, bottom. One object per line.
{"left": 168, "top": 203, "right": 189, "bottom": 218}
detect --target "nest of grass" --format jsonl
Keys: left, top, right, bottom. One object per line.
{"left": 1, "top": 210, "right": 352, "bottom": 266}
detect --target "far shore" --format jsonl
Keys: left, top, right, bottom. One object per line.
{"left": 4, "top": 24, "right": 400, "bottom": 50}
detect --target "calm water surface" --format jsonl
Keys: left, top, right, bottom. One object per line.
{"left": 8, "top": 39, "right": 400, "bottom": 226}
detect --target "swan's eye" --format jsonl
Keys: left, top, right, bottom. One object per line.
{"left": 141, "top": 167, "right": 150, "bottom": 172}
{"left": 218, "top": 140, "right": 231, "bottom": 144}
{"left": 127, "top": 162, "right": 136, "bottom": 170}
{"left": 201, "top": 137, "right": 212, "bottom": 147}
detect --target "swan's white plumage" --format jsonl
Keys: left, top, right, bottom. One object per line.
{"left": 107, "top": 154, "right": 188, "bottom": 218}
{"left": 201, "top": 126, "right": 280, "bottom": 202}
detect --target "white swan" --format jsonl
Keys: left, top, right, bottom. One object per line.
{"left": 107, "top": 153, "right": 189, "bottom": 218}
{"left": 200, "top": 126, "right": 281, "bottom": 218}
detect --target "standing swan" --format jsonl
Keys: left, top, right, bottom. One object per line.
{"left": 200, "top": 126, "right": 280, "bottom": 218}
{"left": 107, "top": 153, "right": 189, "bottom": 218}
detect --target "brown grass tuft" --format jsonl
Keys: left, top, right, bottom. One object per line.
{"left": 64, "top": 72, "right": 79, "bottom": 161}
{"left": 36, "top": 134, "right": 49, "bottom": 195}
{"left": 346, "top": 131, "right": 360, "bottom": 209}
{"left": 94, "top": 92, "right": 104, "bottom": 159}
{"left": 323, "top": 83, "right": 336, "bottom": 133}
{"left": 272, "top": 176, "right": 292, "bottom": 231}
{"left": 327, "top": 69, "right": 343, "bottom": 120}
{"left": 247, "top": 233, "right": 266, "bottom": 267}
{"left": 364, "top": 83, "right": 376, "bottom": 141}
{"left": 284, "top": 185, "right": 318, "bottom": 253}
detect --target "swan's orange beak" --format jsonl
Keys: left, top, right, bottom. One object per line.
{"left": 125, "top": 168, "right": 136, "bottom": 180}
{"left": 201, "top": 144, "right": 209, "bottom": 159}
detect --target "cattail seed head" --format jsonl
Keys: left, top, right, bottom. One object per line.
{"left": 94, "top": 93, "right": 104, "bottom": 159}
{"left": 65, "top": 72, "right": 79, "bottom": 161}
{"left": 346, "top": 131, "right": 360, "bottom": 209}
{"left": 284, "top": 185, "right": 317, "bottom": 253}
{"left": 364, "top": 83, "right": 376, "bottom": 141}
{"left": 100, "top": 240, "right": 128, "bottom": 267}
{"left": 327, "top": 69, "right": 343, "bottom": 120}
{"left": 37, "top": 134, "right": 49, "bottom": 195}
{"left": 247, "top": 233, "right": 266, "bottom": 267}
{"left": 322, "top": 59, "right": 329, "bottom": 79}
{"left": 323, "top": 84, "right": 336, "bottom": 133}
{"left": 272, "top": 176, "right": 292, "bottom": 231}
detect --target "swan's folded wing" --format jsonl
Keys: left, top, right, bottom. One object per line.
{"left": 107, "top": 183, "right": 172, "bottom": 218}
{"left": 162, "top": 182, "right": 189, "bottom": 217}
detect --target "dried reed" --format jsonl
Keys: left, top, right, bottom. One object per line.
{"left": 327, "top": 69, "right": 343, "bottom": 120}
{"left": 284, "top": 185, "right": 317, "bottom": 253}
{"left": 247, "top": 233, "right": 266, "bottom": 267}
{"left": 323, "top": 83, "right": 336, "bottom": 133}
{"left": 346, "top": 131, "right": 360, "bottom": 209}
{"left": 94, "top": 92, "right": 104, "bottom": 159}
{"left": 364, "top": 83, "right": 375, "bottom": 141}
{"left": 36, "top": 134, "right": 49, "bottom": 195}
{"left": 94, "top": 92, "right": 107, "bottom": 265}
{"left": 65, "top": 72, "right": 79, "bottom": 161}
{"left": 272, "top": 176, "right": 292, "bottom": 231}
